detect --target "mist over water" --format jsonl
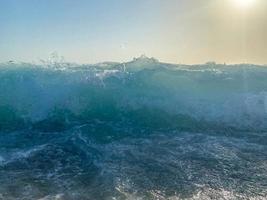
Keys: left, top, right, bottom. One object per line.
{"left": 0, "top": 57, "right": 267, "bottom": 199}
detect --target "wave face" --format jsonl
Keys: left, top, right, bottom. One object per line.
{"left": 0, "top": 58, "right": 267, "bottom": 199}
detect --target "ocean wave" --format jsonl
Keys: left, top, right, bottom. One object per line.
{"left": 0, "top": 58, "right": 267, "bottom": 132}
{"left": 1, "top": 58, "right": 267, "bottom": 199}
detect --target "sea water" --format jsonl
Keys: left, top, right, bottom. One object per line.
{"left": 0, "top": 57, "right": 266, "bottom": 199}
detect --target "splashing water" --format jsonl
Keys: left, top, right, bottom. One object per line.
{"left": 0, "top": 57, "right": 267, "bottom": 199}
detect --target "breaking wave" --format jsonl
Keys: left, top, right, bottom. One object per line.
{"left": 0, "top": 57, "right": 267, "bottom": 199}
{"left": 1, "top": 57, "right": 267, "bottom": 133}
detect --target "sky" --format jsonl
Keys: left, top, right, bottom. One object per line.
{"left": 0, "top": 0, "right": 267, "bottom": 64}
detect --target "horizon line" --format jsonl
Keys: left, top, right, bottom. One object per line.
{"left": 1, "top": 55, "right": 266, "bottom": 67}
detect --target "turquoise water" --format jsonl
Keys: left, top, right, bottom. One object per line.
{"left": 0, "top": 58, "right": 267, "bottom": 199}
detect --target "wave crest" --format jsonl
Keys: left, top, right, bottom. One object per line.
{"left": 0, "top": 60, "right": 267, "bottom": 132}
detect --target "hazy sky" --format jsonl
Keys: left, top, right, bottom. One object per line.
{"left": 0, "top": 0, "right": 267, "bottom": 64}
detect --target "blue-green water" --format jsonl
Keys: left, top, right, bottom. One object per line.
{"left": 0, "top": 57, "right": 267, "bottom": 199}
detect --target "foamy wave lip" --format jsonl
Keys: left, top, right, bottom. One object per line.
{"left": 187, "top": 186, "right": 267, "bottom": 200}
{"left": 0, "top": 145, "right": 47, "bottom": 166}
{"left": 37, "top": 194, "right": 64, "bottom": 200}
{"left": 114, "top": 182, "right": 267, "bottom": 200}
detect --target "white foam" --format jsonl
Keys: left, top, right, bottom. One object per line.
{"left": 116, "top": 187, "right": 267, "bottom": 200}
{"left": 38, "top": 194, "right": 64, "bottom": 200}
{"left": 1, "top": 145, "right": 47, "bottom": 166}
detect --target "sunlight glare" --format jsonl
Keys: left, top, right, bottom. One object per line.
{"left": 234, "top": 0, "right": 256, "bottom": 8}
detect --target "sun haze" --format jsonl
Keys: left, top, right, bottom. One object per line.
{"left": 0, "top": 0, "right": 266, "bottom": 64}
